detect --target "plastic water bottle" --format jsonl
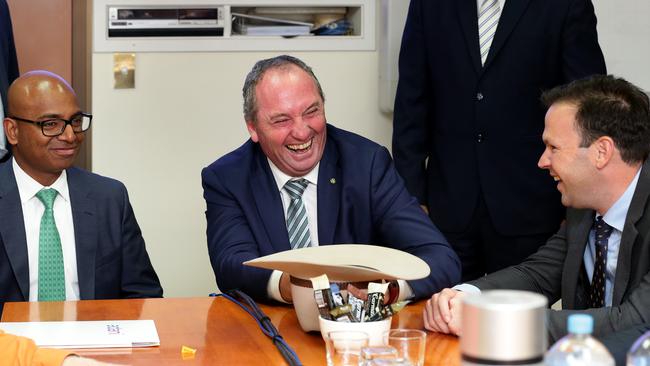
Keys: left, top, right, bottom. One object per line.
{"left": 544, "top": 314, "right": 615, "bottom": 366}
{"left": 627, "top": 331, "right": 650, "bottom": 366}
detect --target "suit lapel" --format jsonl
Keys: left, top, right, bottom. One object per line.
{"left": 612, "top": 163, "right": 650, "bottom": 305}
{"left": 562, "top": 210, "right": 594, "bottom": 308}
{"left": 457, "top": 0, "right": 482, "bottom": 74}
{"left": 317, "top": 136, "right": 340, "bottom": 245}
{"left": 67, "top": 167, "right": 98, "bottom": 299}
{"left": 482, "top": 0, "right": 531, "bottom": 70}
{"left": 0, "top": 162, "right": 29, "bottom": 300}
{"left": 250, "top": 146, "right": 291, "bottom": 250}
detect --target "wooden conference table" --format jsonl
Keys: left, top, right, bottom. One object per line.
{"left": 1, "top": 297, "right": 460, "bottom": 365}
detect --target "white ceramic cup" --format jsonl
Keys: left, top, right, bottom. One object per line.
{"left": 320, "top": 315, "right": 392, "bottom": 346}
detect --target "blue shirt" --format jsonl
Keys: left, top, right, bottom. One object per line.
{"left": 584, "top": 169, "right": 641, "bottom": 306}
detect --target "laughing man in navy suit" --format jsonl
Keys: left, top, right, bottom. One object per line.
{"left": 0, "top": 71, "right": 162, "bottom": 313}
{"left": 202, "top": 55, "right": 461, "bottom": 303}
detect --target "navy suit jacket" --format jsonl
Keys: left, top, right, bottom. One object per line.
{"left": 202, "top": 124, "right": 461, "bottom": 301}
{"left": 0, "top": 0, "right": 18, "bottom": 163}
{"left": 393, "top": 0, "right": 606, "bottom": 235}
{"left": 0, "top": 161, "right": 163, "bottom": 313}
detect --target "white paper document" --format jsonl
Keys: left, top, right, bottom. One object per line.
{"left": 0, "top": 320, "right": 159, "bottom": 348}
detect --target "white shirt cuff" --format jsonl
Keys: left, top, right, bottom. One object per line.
{"left": 452, "top": 283, "right": 482, "bottom": 294}
{"left": 397, "top": 280, "right": 414, "bottom": 301}
{"left": 267, "top": 270, "right": 291, "bottom": 303}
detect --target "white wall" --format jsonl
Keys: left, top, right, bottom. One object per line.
{"left": 593, "top": 0, "right": 650, "bottom": 91}
{"left": 91, "top": 51, "right": 392, "bottom": 297}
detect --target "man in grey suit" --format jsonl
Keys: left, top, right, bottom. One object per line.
{"left": 424, "top": 75, "right": 650, "bottom": 342}
{"left": 0, "top": 70, "right": 162, "bottom": 313}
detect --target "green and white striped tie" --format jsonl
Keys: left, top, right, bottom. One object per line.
{"left": 36, "top": 188, "right": 66, "bottom": 301}
{"left": 478, "top": 0, "right": 500, "bottom": 65}
{"left": 284, "top": 179, "right": 312, "bottom": 250}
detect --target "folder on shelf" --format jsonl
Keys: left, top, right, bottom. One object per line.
{"left": 0, "top": 320, "right": 160, "bottom": 348}
{"left": 232, "top": 12, "right": 313, "bottom": 36}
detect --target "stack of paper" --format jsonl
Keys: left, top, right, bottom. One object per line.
{"left": 0, "top": 320, "right": 160, "bottom": 348}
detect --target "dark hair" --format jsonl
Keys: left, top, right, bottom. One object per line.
{"left": 242, "top": 55, "right": 325, "bottom": 123}
{"left": 542, "top": 75, "right": 650, "bottom": 164}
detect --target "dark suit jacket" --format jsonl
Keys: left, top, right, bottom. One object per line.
{"left": 0, "top": 161, "right": 163, "bottom": 313}
{"left": 600, "top": 324, "right": 650, "bottom": 366}
{"left": 393, "top": 0, "right": 606, "bottom": 235}
{"left": 202, "top": 124, "right": 461, "bottom": 301}
{"left": 0, "top": 0, "right": 19, "bottom": 163}
{"left": 470, "top": 161, "right": 650, "bottom": 342}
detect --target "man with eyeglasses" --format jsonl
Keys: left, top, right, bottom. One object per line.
{"left": 0, "top": 70, "right": 162, "bottom": 312}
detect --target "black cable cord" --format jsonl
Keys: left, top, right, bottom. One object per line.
{"left": 217, "top": 290, "right": 303, "bottom": 366}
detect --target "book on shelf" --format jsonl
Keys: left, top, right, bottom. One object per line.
{"left": 232, "top": 12, "right": 313, "bottom": 36}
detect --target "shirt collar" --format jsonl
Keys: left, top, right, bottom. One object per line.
{"left": 12, "top": 158, "right": 70, "bottom": 204}
{"left": 600, "top": 168, "right": 641, "bottom": 232}
{"left": 267, "top": 158, "right": 320, "bottom": 193}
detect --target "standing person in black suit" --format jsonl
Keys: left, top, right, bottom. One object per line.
{"left": 0, "top": 0, "right": 19, "bottom": 162}
{"left": 423, "top": 75, "right": 650, "bottom": 343}
{"left": 392, "top": 0, "right": 607, "bottom": 281}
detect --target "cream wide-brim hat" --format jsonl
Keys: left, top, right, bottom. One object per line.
{"left": 244, "top": 244, "right": 431, "bottom": 331}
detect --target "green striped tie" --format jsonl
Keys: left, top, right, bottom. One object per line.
{"left": 284, "top": 179, "right": 312, "bottom": 249}
{"left": 36, "top": 188, "right": 66, "bottom": 301}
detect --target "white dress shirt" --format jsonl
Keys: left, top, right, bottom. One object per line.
{"left": 264, "top": 159, "right": 413, "bottom": 302}
{"left": 13, "top": 158, "right": 80, "bottom": 301}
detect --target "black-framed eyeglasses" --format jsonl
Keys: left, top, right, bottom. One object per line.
{"left": 9, "top": 112, "right": 92, "bottom": 137}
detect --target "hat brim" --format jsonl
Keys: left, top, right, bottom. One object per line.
{"left": 243, "top": 244, "right": 430, "bottom": 282}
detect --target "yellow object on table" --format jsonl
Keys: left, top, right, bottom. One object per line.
{"left": 181, "top": 345, "right": 197, "bottom": 359}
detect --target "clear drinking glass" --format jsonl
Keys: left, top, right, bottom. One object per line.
{"left": 360, "top": 345, "right": 399, "bottom": 364}
{"left": 326, "top": 330, "right": 370, "bottom": 366}
{"left": 384, "top": 329, "right": 426, "bottom": 366}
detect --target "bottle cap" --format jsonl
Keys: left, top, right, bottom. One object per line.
{"left": 568, "top": 314, "right": 593, "bottom": 335}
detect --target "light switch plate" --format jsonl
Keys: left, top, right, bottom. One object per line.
{"left": 113, "top": 53, "right": 135, "bottom": 89}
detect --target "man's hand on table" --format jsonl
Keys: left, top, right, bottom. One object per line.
{"left": 423, "top": 288, "right": 465, "bottom": 336}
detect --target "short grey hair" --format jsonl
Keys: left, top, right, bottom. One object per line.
{"left": 242, "top": 55, "right": 325, "bottom": 123}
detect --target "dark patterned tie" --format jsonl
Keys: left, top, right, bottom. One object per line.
{"left": 284, "top": 179, "right": 311, "bottom": 249}
{"left": 589, "top": 216, "right": 613, "bottom": 308}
